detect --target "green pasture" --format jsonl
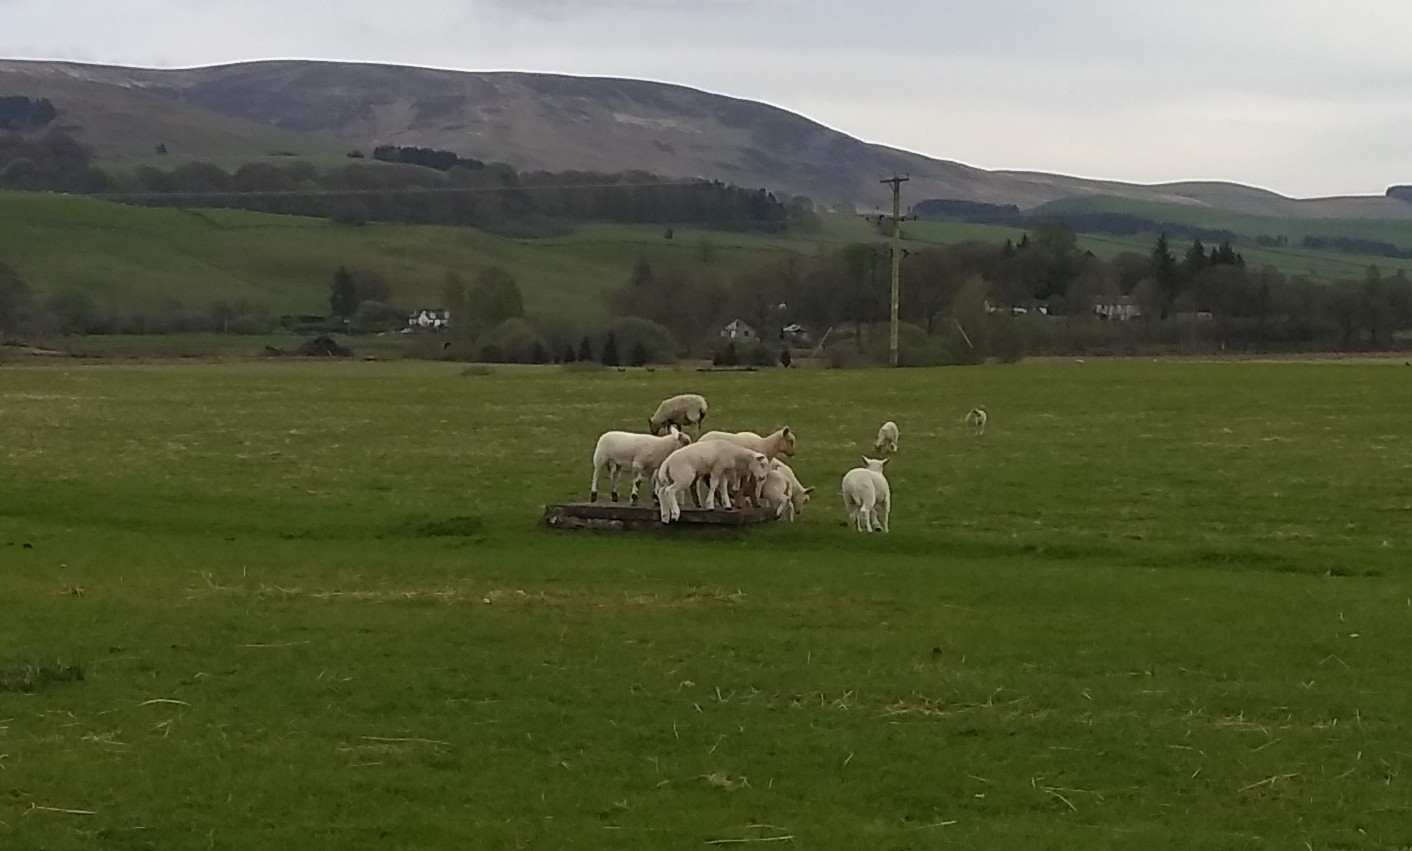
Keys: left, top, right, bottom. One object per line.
{"left": 3, "top": 359, "right": 1412, "bottom": 849}
{"left": 0, "top": 192, "right": 870, "bottom": 323}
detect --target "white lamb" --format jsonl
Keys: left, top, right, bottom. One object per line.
{"left": 589, "top": 426, "right": 692, "bottom": 505}
{"left": 655, "top": 441, "right": 771, "bottom": 523}
{"left": 841, "top": 456, "right": 891, "bottom": 533}
{"left": 698, "top": 427, "right": 797, "bottom": 508}
{"left": 770, "top": 458, "right": 814, "bottom": 518}
{"left": 760, "top": 468, "right": 797, "bottom": 521}
{"left": 965, "top": 407, "right": 987, "bottom": 436}
{"left": 648, "top": 393, "right": 709, "bottom": 436}
{"left": 875, "top": 420, "right": 899, "bottom": 454}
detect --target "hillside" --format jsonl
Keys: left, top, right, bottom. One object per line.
{"left": 0, "top": 191, "right": 874, "bottom": 321}
{"left": 3, "top": 58, "right": 1410, "bottom": 219}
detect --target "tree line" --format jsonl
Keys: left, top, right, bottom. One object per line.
{"left": 599, "top": 224, "right": 1412, "bottom": 364}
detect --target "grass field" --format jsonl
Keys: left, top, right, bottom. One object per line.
{"left": 0, "top": 192, "right": 874, "bottom": 323}
{"left": 6, "top": 190, "right": 1412, "bottom": 336}
{"left": 4, "top": 359, "right": 1412, "bottom": 848}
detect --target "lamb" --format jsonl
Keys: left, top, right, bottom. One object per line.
{"left": 648, "top": 393, "right": 709, "bottom": 437}
{"left": 654, "top": 441, "right": 771, "bottom": 523}
{"left": 841, "top": 456, "right": 891, "bottom": 533}
{"left": 760, "top": 468, "right": 797, "bottom": 521}
{"left": 875, "top": 420, "right": 900, "bottom": 454}
{"left": 965, "top": 406, "right": 987, "bottom": 436}
{"left": 770, "top": 458, "right": 814, "bottom": 518}
{"left": 698, "top": 427, "right": 797, "bottom": 509}
{"left": 589, "top": 426, "right": 692, "bottom": 505}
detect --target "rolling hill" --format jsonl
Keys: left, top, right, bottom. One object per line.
{"left": 3, "top": 58, "right": 1410, "bottom": 219}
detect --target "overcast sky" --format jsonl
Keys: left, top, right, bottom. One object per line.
{"left": 3, "top": 0, "right": 1409, "bottom": 198}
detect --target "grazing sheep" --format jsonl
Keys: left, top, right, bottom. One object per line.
{"left": 770, "top": 458, "right": 815, "bottom": 518}
{"left": 589, "top": 426, "right": 692, "bottom": 505}
{"left": 841, "top": 457, "right": 891, "bottom": 533}
{"left": 655, "top": 441, "right": 770, "bottom": 523}
{"left": 648, "top": 393, "right": 709, "bottom": 436}
{"left": 760, "top": 468, "right": 797, "bottom": 521}
{"left": 965, "top": 407, "right": 987, "bottom": 436}
{"left": 875, "top": 420, "right": 899, "bottom": 454}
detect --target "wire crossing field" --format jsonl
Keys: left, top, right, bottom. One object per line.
{"left": 2, "top": 360, "right": 1411, "bottom": 849}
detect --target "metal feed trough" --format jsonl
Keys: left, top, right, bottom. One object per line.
{"left": 542, "top": 501, "right": 776, "bottom": 532}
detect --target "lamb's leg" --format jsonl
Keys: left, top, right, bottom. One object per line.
{"left": 878, "top": 498, "right": 890, "bottom": 532}
{"left": 608, "top": 462, "right": 621, "bottom": 503}
{"left": 629, "top": 464, "right": 645, "bottom": 506}
{"left": 590, "top": 462, "right": 602, "bottom": 502}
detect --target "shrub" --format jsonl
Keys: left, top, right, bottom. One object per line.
{"left": 471, "top": 318, "right": 548, "bottom": 363}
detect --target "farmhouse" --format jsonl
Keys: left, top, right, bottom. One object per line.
{"left": 408, "top": 308, "right": 451, "bottom": 330}
{"left": 1093, "top": 296, "right": 1141, "bottom": 321}
{"left": 721, "top": 318, "right": 758, "bottom": 342}
{"left": 781, "top": 322, "right": 811, "bottom": 345}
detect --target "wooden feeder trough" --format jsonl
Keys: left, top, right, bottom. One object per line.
{"left": 542, "top": 501, "right": 776, "bottom": 532}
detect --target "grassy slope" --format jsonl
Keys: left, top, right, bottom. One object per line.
{"left": 0, "top": 192, "right": 873, "bottom": 320}
{"left": 5, "top": 190, "right": 1412, "bottom": 335}
{"left": 2, "top": 360, "right": 1411, "bottom": 849}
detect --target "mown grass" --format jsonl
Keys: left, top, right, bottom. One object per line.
{"left": 3, "top": 360, "right": 1412, "bottom": 849}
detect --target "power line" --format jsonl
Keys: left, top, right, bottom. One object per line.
{"left": 880, "top": 175, "right": 909, "bottom": 368}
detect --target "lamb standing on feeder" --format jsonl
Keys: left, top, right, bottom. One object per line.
{"left": 841, "top": 456, "right": 891, "bottom": 533}
{"left": 648, "top": 393, "right": 709, "bottom": 437}
{"left": 698, "top": 427, "right": 798, "bottom": 508}
{"left": 654, "top": 441, "right": 771, "bottom": 523}
{"left": 875, "top": 420, "right": 899, "bottom": 454}
{"left": 589, "top": 426, "right": 692, "bottom": 505}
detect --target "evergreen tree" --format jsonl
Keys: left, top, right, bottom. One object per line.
{"left": 1150, "top": 234, "right": 1179, "bottom": 318}
{"left": 577, "top": 336, "right": 593, "bottom": 362}
{"left": 601, "top": 331, "right": 620, "bottom": 366}
{"left": 531, "top": 340, "right": 548, "bottom": 364}
{"left": 779, "top": 347, "right": 792, "bottom": 368}
{"left": 563, "top": 344, "right": 577, "bottom": 364}
{"left": 329, "top": 266, "right": 357, "bottom": 318}
{"left": 1182, "top": 238, "right": 1208, "bottom": 279}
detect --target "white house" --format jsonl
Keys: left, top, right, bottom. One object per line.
{"left": 721, "top": 319, "right": 758, "bottom": 342}
{"left": 408, "top": 308, "right": 451, "bottom": 330}
{"left": 1093, "top": 296, "right": 1141, "bottom": 321}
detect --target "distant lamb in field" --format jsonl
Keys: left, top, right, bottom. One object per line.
{"left": 654, "top": 441, "right": 770, "bottom": 523}
{"left": 965, "top": 407, "right": 987, "bottom": 436}
{"left": 875, "top": 420, "right": 899, "bottom": 454}
{"left": 649, "top": 393, "right": 709, "bottom": 436}
{"left": 589, "top": 426, "right": 692, "bottom": 505}
{"left": 841, "top": 456, "right": 891, "bottom": 533}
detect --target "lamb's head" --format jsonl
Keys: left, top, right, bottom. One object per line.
{"left": 861, "top": 456, "right": 889, "bottom": 474}
{"left": 775, "top": 426, "right": 797, "bottom": 456}
{"left": 669, "top": 426, "right": 692, "bottom": 448}
{"left": 793, "top": 486, "right": 815, "bottom": 512}
{"left": 747, "top": 451, "right": 770, "bottom": 480}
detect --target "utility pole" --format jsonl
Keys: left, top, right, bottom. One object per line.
{"left": 880, "top": 175, "right": 909, "bottom": 367}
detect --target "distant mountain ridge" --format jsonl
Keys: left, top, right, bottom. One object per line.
{"left": 1, "top": 57, "right": 1409, "bottom": 219}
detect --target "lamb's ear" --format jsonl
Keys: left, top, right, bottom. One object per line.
{"left": 880, "top": 457, "right": 890, "bottom": 467}
{"left": 861, "top": 455, "right": 870, "bottom": 466}
{"left": 804, "top": 487, "right": 815, "bottom": 495}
